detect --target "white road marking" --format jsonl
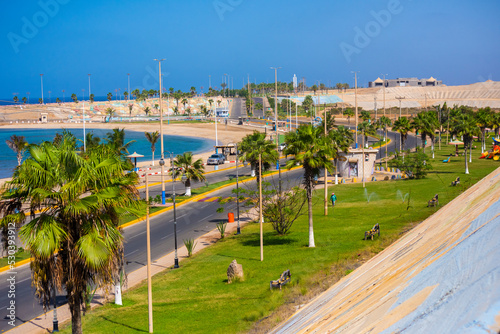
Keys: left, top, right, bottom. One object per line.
{"left": 125, "top": 249, "right": 139, "bottom": 257}
{"left": 128, "top": 231, "right": 146, "bottom": 240}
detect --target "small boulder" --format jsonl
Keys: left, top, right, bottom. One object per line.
{"left": 227, "top": 259, "right": 244, "bottom": 283}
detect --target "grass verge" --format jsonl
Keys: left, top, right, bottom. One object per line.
{"left": 61, "top": 139, "right": 499, "bottom": 333}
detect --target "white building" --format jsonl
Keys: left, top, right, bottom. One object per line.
{"left": 337, "top": 148, "right": 378, "bottom": 180}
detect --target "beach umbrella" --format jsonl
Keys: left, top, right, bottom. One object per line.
{"left": 126, "top": 152, "right": 144, "bottom": 170}
{"left": 449, "top": 140, "right": 464, "bottom": 156}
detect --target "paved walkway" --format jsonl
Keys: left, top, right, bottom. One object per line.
{"left": 271, "top": 167, "right": 500, "bottom": 333}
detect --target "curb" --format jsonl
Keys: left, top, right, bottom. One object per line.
{"left": 0, "top": 165, "right": 296, "bottom": 274}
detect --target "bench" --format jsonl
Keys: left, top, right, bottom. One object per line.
{"left": 451, "top": 177, "right": 460, "bottom": 186}
{"left": 427, "top": 194, "right": 439, "bottom": 207}
{"left": 364, "top": 223, "right": 380, "bottom": 240}
{"left": 270, "top": 269, "right": 291, "bottom": 290}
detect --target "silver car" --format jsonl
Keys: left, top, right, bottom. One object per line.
{"left": 207, "top": 153, "right": 226, "bottom": 165}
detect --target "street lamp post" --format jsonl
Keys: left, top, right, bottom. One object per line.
{"left": 352, "top": 71, "right": 359, "bottom": 148}
{"left": 145, "top": 173, "right": 153, "bottom": 333}
{"left": 40, "top": 74, "right": 44, "bottom": 104}
{"left": 271, "top": 66, "right": 282, "bottom": 193}
{"left": 235, "top": 144, "right": 241, "bottom": 234}
{"left": 169, "top": 154, "right": 180, "bottom": 268}
{"left": 88, "top": 74, "right": 91, "bottom": 98}
{"left": 127, "top": 73, "right": 130, "bottom": 101}
{"left": 154, "top": 58, "right": 166, "bottom": 204}
{"left": 396, "top": 96, "right": 405, "bottom": 118}
{"left": 382, "top": 73, "right": 388, "bottom": 117}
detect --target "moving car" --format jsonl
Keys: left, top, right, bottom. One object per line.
{"left": 207, "top": 153, "right": 226, "bottom": 165}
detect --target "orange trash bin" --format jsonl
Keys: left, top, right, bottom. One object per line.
{"left": 228, "top": 212, "right": 234, "bottom": 223}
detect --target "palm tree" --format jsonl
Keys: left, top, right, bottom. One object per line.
{"left": 39, "top": 98, "right": 43, "bottom": 104}
{"left": 56, "top": 97, "right": 61, "bottom": 104}
{"left": 344, "top": 108, "right": 355, "bottom": 124}
{"left": 425, "top": 111, "right": 439, "bottom": 158}
{"left": 123, "top": 91, "right": 128, "bottom": 100}
{"left": 6, "top": 135, "right": 28, "bottom": 166}
{"left": 107, "top": 92, "right": 112, "bottom": 101}
{"left": 411, "top": 111, "right": 433, "bottom": 153}
{"left": 143, "top": 106, "right": 150, "bottom": 116}
{"left": 329, "top": 126, "right": 354, "bottom": 182}
{"left": 105, "top": 107, "right": 115, "bottom": 122}
{"left": 22, "top": 96, "right": 27, "bottom": 104}
{"left": 89, "top": 93, "right": 94, "bottom": 103}
{"left": 359, "top": 110, "right": 371, "bottom": 122}
{"left": 311, "top": 84, "right": 318, "bottom": 94}
{"left": 392, "top": 117, "right": 412, "bottom": 152}
{"left": 284, "top": 124, "right": 334, "bottom": 248}
{"left": 174, "top": 152, "right": 205, "bottom": 196}
{"left": 451, "top": 112, "right": 479, "bottom": 174}
{"left": 181, "top": 98, "right": 188, "bottom": 112}
{"left": 357, "top": 121, "right": 373, "bottom": 148}
{"left": 208, "top": 99, "right": 214, "bottom": 112}
{"left": 239, "top": 131, "right": 277, "bottom": 180}
{"left": 491, "top": 112, "right": 500, "bottom": 138}
{"left": 128, "top": 104, "right": 133, "bottom": 116}
{"left": 475, "top": 107, "right": 493, "bottom": 152}
{"left": 13, "top": 96, "right": 18, "bottom": 103}
{"left": 217, "top": 100, "right": 222, "bottom": 107}
{"left": 84, "top": 132, "right": 101, "bottom": 150}
{"left": 71, "top": 94, "right": 78, "bottom": 103}
{"left": 131, "top": 89, "right": 140, "bottom": 100}
{"left": 0, "top": 133, "right": 142, "bottom": 334}
{"left": 190, "top": 86, "right": 197, "bottom": 97}
{"left": 106, "top": 128, "right": 135, "bottom": 156}
{"left": 145, "top": 131, "right": 160, "bottom": 166}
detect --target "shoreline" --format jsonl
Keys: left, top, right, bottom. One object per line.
{"left": 0, "top": 121, "right": 258, "bottom": 185}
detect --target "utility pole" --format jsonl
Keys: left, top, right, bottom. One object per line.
{"left": 259, "top": 153, "right": 263, "bottom": 262}
{"left": 382, "top": 74, "right": 387, "bottom": 117}
{"left": 40, "top": 74, "right": 44, "bottom": 104}
{"left": 324, "top": 106, "right": 328, "bottom": 216}
{"left": 396, "top": 96, "right": 405, "bottom": 118}
{"left": 271, "top": 66, "right": 282, "bottom": 194}
{"left": 145, "top": 173, "right": 153, "bottom": 333}
{"left": 154, "top": 58, "right": 166, "bottom": 204}
{"left": 352, "top": 71, "right": 359, "bottom": 148}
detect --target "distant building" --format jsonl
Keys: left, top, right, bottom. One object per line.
{"left": 293, "top": 74, "right": 298, "bottom": 92}
{"left": 368, "top": 77, "right": 443, "bottom": 88}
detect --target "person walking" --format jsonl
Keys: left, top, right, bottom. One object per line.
{"left": 330, "top": 192, "right": 337, "bottom": 207}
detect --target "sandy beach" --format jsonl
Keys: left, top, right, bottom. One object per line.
{"left": 0, "top": 120, "right": 259, "bottom": 185}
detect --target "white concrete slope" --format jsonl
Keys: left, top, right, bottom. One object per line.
{"left": 271, "top": 167, "right": 500, "bottom": 334}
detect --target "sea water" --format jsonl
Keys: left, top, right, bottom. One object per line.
{"left": 0, "top": 128, "right": 214, "bottom": 179}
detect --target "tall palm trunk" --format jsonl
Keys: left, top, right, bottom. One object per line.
{"left": 465, "top": 145, "right": 469, "bottom": 174}
{"left": 305, "top": 168, "right": 315, "bottom": 248}
{"left": 185, "top": 179, "right": 192, "bottom": 196}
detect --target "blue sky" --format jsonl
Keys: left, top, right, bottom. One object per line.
{"left": 1, "top": 0, "right": 499, "bottom": 100}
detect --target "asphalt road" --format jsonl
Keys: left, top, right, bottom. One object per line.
{"left": 0, "top": 161, "right": 301, "bottom": 332}
{"left": 0, "top": 127, "right": 418, "bottom": 332}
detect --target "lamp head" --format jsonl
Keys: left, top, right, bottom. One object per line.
{"left": 159, "top": 158, "right": 165, "bottom": 166}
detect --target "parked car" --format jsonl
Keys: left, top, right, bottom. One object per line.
{"left": 207, "top": 153, "right": 226, "bottom": 165}
{"left": 278, "top": 143, "right": 287, "bottom": 151}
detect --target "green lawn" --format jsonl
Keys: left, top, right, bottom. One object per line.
{"left": 62, "top": 140, "right": 499, "bottom": 333}
{"left": 0, "top": 249, "right": 30, "bottom": 268}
